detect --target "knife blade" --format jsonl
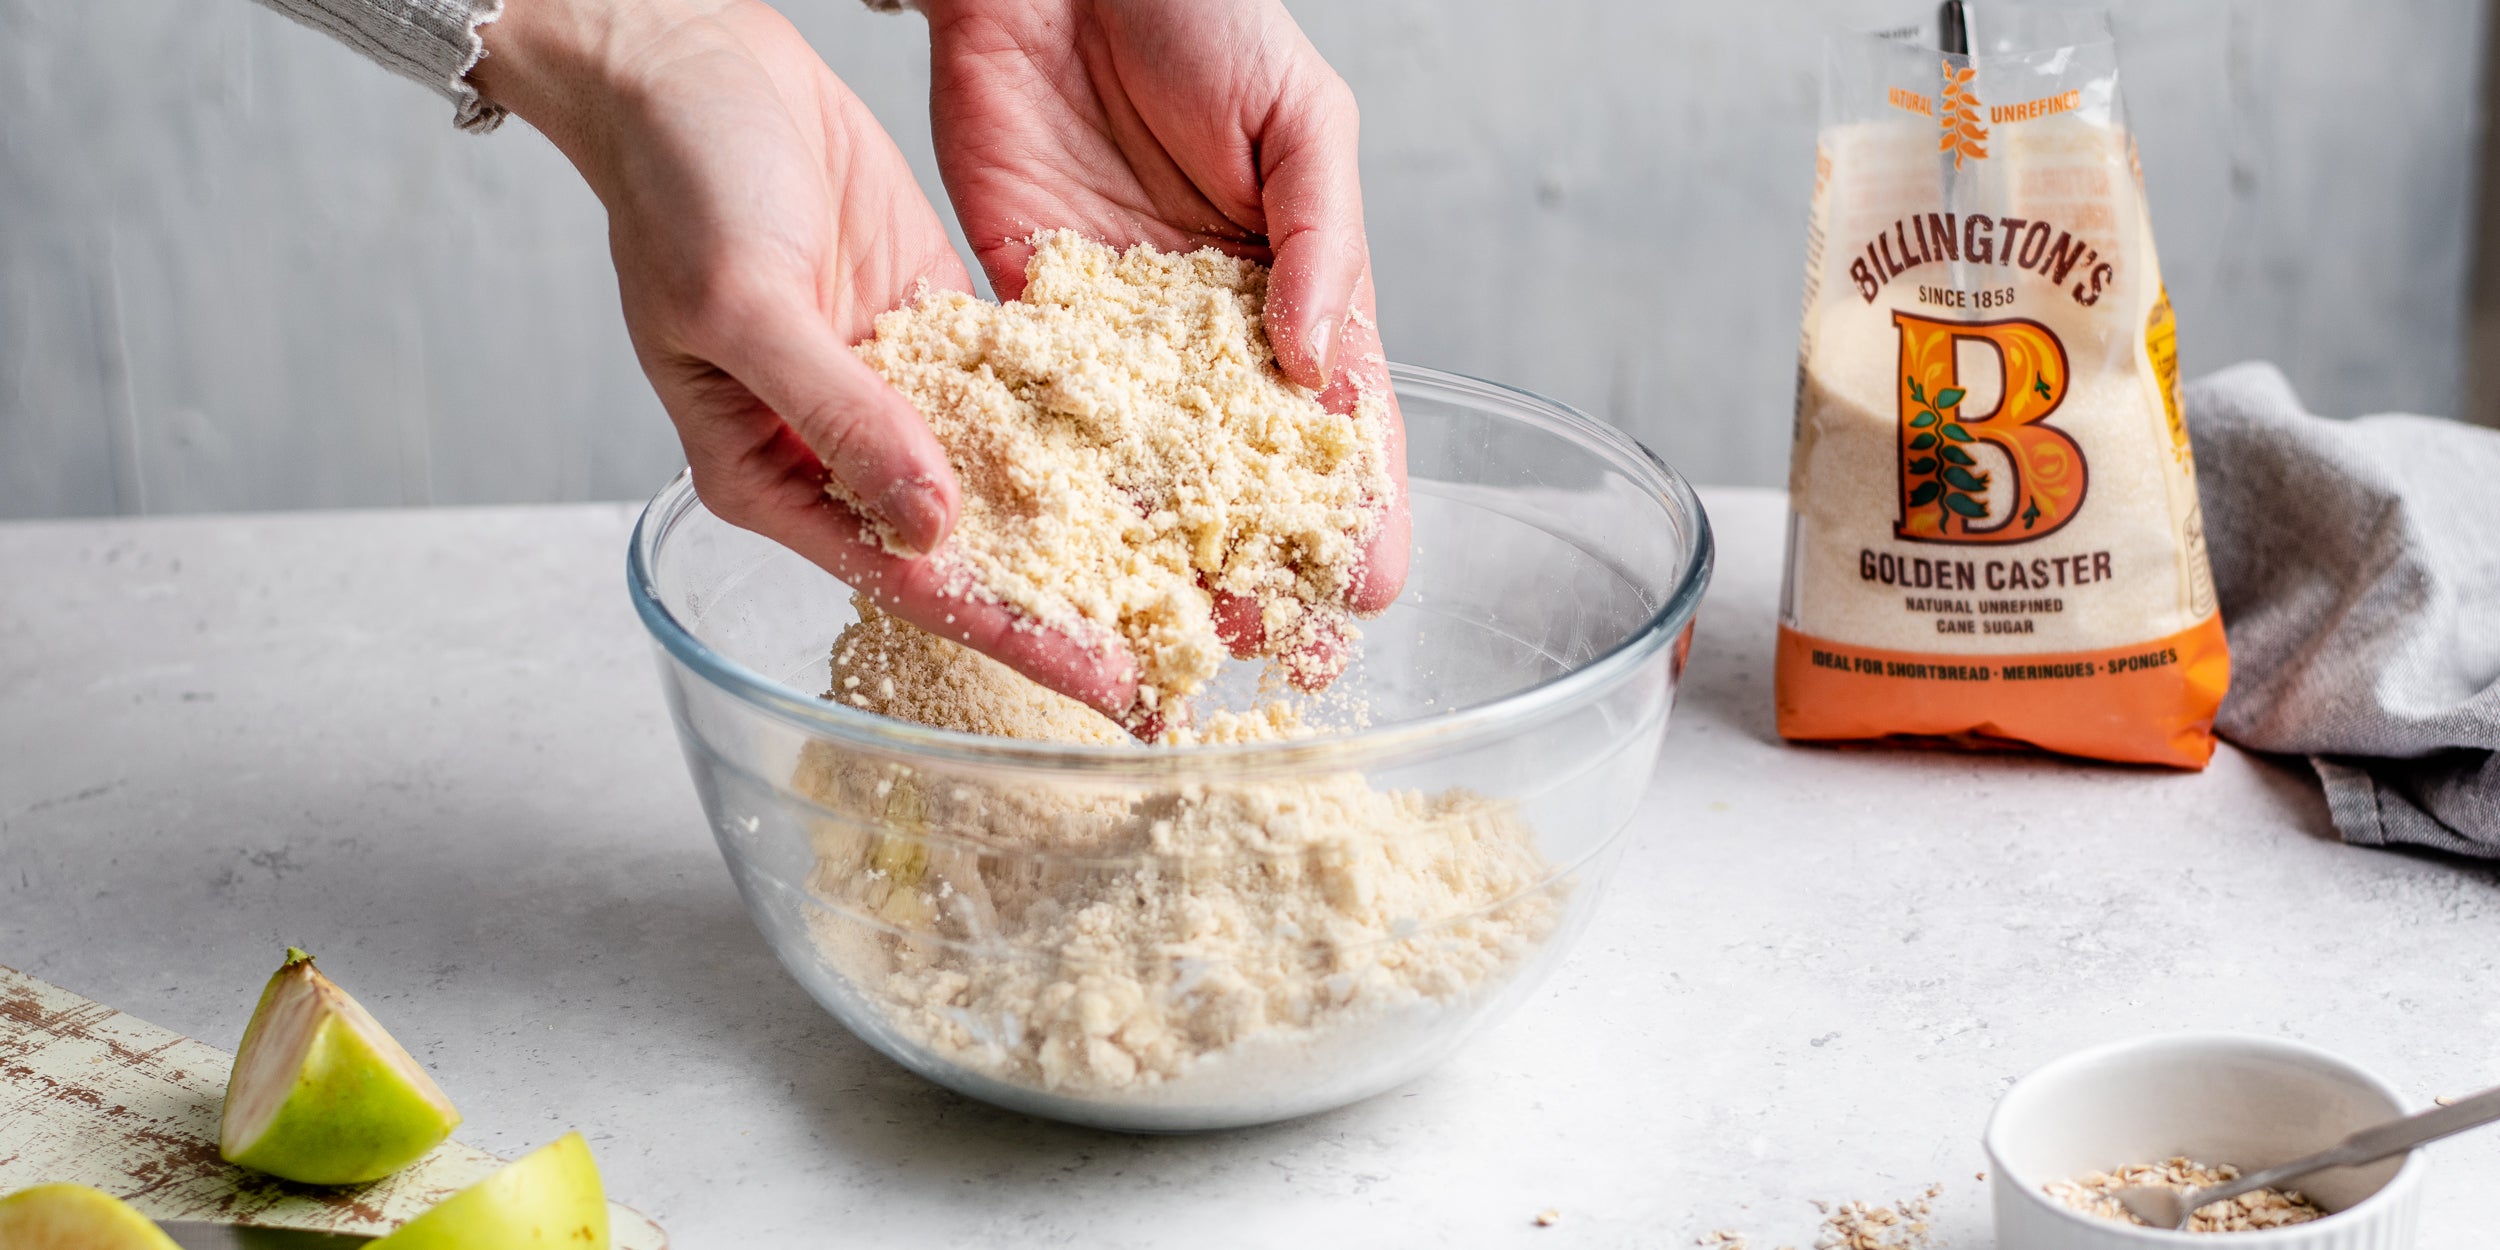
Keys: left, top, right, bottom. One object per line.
{"left": 161, "top": 1222, "right": 375, "bottom": 1248}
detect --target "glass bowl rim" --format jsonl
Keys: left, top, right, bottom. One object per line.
{"left": 626, "top": 362, "right": 1714, "bottom": 775}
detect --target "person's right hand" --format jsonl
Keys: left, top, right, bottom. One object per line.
{"left": 919, "top": 0, "right": 1408, "bottom": 688}
{"left": 471, "top": 0, "right": 1140, "bottom": 715}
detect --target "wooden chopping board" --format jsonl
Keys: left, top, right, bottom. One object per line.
{"left": 0, "top": 964, "right": 667, "bottom": 1247}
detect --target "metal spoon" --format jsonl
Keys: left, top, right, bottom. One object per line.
{"left": 2115, "top": 1083, "right": 2500, "bottom": 1230}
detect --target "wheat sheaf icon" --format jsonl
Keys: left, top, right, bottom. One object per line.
{"left": 1939, "top": 61, "right": 1987, "bottom": 167}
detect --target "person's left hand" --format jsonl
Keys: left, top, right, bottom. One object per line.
{"left": 470, "top": 0, "right": 1142, "bottom": 715}
{"left": 919, "top": 0, "right": 1410, "bottom": 676}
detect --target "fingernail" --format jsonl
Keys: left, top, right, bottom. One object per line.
{"left": 1308, "top": 316, "right": 1338, "bottom": 382}
{"left": 876, "top": 478, "right": 950, "bottom": 554}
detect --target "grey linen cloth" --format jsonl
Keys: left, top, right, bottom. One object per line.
{"left": 250, "top": 0, "right": 509, "bottom": 131}
{"left": 250, "top": 0, "right": 913, "bottom": 132}
{"left": 2188, "top": 362, "right": 2500, "bottom": 856}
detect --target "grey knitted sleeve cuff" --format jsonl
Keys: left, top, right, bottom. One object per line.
{"left": 250, "top": 0, "right": 511, "bottom": 133}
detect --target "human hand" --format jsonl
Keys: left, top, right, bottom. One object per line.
{"left": 921, "top": 0, "right": 1411, "bottom": 674}
{"left": 472, "top": 0, "right": 1138, "bottom": 713}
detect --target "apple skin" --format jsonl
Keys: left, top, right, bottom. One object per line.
{"left": 369, "top": 1133, "right": 610, "bottom": 1250}
{"left": 0, "top": 1183, "right": 183, "bottom": 1250}
{"left": 220, "top": 949, "right": 462, "bottom": 1185}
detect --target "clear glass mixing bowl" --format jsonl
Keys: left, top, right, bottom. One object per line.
{"left": 629, "top": 364, "right": 1713, "bottom": 1132}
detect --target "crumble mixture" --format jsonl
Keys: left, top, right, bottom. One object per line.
{"left": 2046, "top": 1158, "right": 2329, "bottom": 1233}
{"left": 824, "top": 595, "right": 1312, "bottom": 748}
{"left": 790, "top": 241, "right": 1553, "bottom": 1102}
{"left": 851, "top": 231, "right": 1395, "bottom": 722}
{"left": 792, "top": 598, "right": 1560, "bottom": 1098}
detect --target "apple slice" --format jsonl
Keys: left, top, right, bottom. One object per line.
{"left": 370, "top": 1132, "right": 609, "bottom": 1249}
{"left": 219, "top": 948, "right": 461, "bottom": 1184}
{"left": 0, "top": 1184, "right": 181, "bottom": 1250}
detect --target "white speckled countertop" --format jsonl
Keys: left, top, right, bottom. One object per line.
{"left": 4, "top": 488, "right": 2494, "bottom": 1248}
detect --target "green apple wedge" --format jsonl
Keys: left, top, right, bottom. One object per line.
{"left": 219, "top": 948, "right": 462, "bottom": 1184}
{"left": 370, "top": 1132, "right": 609, "bottom": 1250}
{"left": 0, "top": 1183, "right": 182, "bottom": 1250}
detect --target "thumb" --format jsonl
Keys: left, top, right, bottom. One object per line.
{"left": 1258, "top": 72, "right": 1367, "bottom": 391}
{"left": 705, "top": 297, "right": 960, "bottom": 553}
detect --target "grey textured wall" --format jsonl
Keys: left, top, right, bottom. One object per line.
{"left": 1, "top": 0, "right": 2486, "bottom": 518}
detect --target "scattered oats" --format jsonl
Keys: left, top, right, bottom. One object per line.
{"left": 1810, "top": 1186, "right": 1939, "bottom": 1250}
{"left": 1697, "top": 1230, "right": 1749, "bottom": 1247}
{"left": 2435, "top": 1094, "right": 2458, "bottom": 1107}
{"left": 1974, "top": 1172, "right": 1986, "bottom": 1182}
{"left": 2045, "top": 1157, "right": 2328, "bottom": 1233}
{"left": 1534, "top": 1209, "right": 1562, "bottom": 1228}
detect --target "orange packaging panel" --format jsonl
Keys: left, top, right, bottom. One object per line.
{"left": 1774, "top": 614, "right": 2230, "bottom": 769}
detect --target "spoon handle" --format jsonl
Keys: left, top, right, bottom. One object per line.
{"left": 2333, "top": 1084, "right": 2500, "bottom": 1165}
{"left": 2211, "top": 1082, "right": 2500, "bottom": 1208}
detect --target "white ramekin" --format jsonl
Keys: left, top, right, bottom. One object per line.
{"left": 1985, "top": 1034, "right": 2425, "bottom": 1249}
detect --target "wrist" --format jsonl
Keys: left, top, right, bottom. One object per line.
{"left": 470, "top": 0, "right": 700, "bottom": 173}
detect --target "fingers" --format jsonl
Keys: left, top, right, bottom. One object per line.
{"left": 695, "top": 292, "right": 961, "bottom": 554}
{"left": 655, "top": 349, "right": 1140, "bottom": 717}
{"left": 1207, "top": 587, "right": 1348, "bottom": 692}
{"left": 1279, "top": 615, "right": 1349, "bottom": 692}
{"left": 1209, "top": 588, "right": 1267, "bottom": 657}
{"left": 1349, "top": 488, "right": 1411, "bottom": 616}
{"left": 1258, "top": 71, "right": 1367, "bottom": 391}
{"left": 1326, "top": 273, "right": 1409, "bottom": 614}
{"left": 1120, "top": 700, "right": 1186, "bottom": 745}
{"left": 1256, "top": 58, "right": 1406, "bottom": 614}
{"left": 1207, "top": 269, "right": 1406, "bottom": 672}
{"left": 850, "top": 547, "right": 1144, "bottom": 719}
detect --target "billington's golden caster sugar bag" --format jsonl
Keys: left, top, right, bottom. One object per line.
{"left": 1776, "top": 5, "right": 2227, "bottom": 768}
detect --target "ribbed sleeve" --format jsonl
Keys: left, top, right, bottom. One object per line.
{"left": 249, "top": 0, "right": 510, "bottom": 132}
